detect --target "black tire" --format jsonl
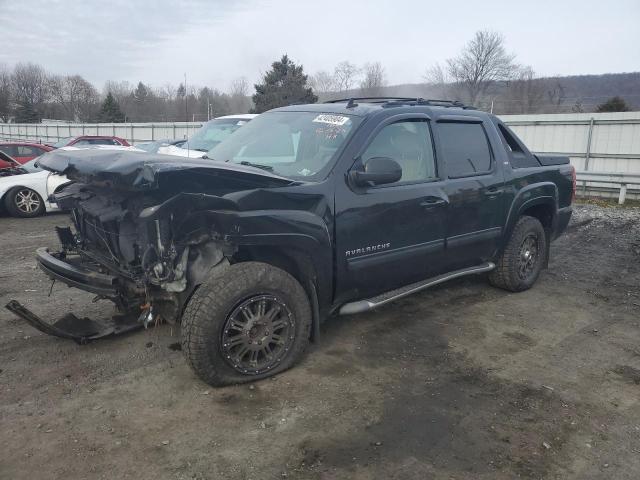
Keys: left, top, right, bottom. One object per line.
{"left": 4, "top": 186, "right": 45, "bottom": 218}
{"left": 489, "top": 215, "right": 547, "bottom": 292}
{"left": 181, "top": 261, "right": 312, "bottom": 386}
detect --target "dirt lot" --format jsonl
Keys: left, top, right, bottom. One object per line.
{"left": 1, "top": 203, "right": 639, "bottom": 480}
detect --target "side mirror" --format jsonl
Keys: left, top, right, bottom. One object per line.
{"left": 351, "top": 157, "right": 402, "bottom": 187}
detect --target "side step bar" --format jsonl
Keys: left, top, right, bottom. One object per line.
{"left": 339, "top": 262, "right": 495, "bottom": 315}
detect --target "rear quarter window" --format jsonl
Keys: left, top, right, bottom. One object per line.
{"left": 497, "top": 124, "right": 541, "bottom": 168}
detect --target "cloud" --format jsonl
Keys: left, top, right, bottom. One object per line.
{"left": 1, "top": 0, "right": 638, "bottom": 91}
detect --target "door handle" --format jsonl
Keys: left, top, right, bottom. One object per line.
{"left": 420, "top": 198, "right": 446, "bottom": 208}
{"left": 484, "top": 187, "right": 504, "bottom": 197}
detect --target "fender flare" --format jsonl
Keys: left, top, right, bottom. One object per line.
{"left": 501, "top": 182, "right": 558, "bottom": 252}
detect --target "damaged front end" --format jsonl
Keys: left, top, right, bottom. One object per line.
{"left": 6, "top": 149, "right": 294, "bottom": 342}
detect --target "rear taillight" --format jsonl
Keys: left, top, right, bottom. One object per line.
{"left": 570, "top": 165, "right": 576, "bottom": 202}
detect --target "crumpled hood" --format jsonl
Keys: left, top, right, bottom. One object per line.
{"left": 38, "top": 148, "right": 294, "bottom": 190}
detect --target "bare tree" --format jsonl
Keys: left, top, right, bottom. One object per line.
{"left": 229, "top": 77, "right": 249, "bottom": 97}
{"left": 359, "top": 62, "right": 386, "bottom": 96}
{"left": 544, "top": 77, "right": 566, "bottom": 112}
{"left": 309, "top": 71, "right": 336, "bottom": 93}
{"left": 12, "top": 63, "right": 50, "bottom": 121}
{"left": 228, "top": 77, "right": 251, "bottom": 113}
{"left": 334, "top": 61, "right": 360, "bottom": 92}
{"left": 442, "top": 31, "right": 517, "bottom": 105}
{"left": 423, "top": 63, "right": 459, "bottom": 99}
{"left": 502, "top": 66, "right": 545, "bottom": 114}
{"left": 0, "top": 65, "right": 11, "bottom": 122}
{"left": 50, "top": 74, "right": 99, "bottom": 121}
{"left": 159, "top": 83, "right": 177, "bottom": 101}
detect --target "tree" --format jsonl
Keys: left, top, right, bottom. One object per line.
{"left": 502, "top": 66, "right": 545, "bottom": 114}
{"left": 334, "top": 61, "right": 360, "bottom": 92}
{"left": 251, "top": 55, "right": 317, "bottom": 113}
{"left": 309, "top": 71, "right": 336, "bottom": 93}
{"left": 228, "top": 77, "right": 251, "bottom": 113}
{"left": 0, "top": 65, "right": 11, "bottom": 122}
{"left": 12, "top": 62, "right": 50, "bottom": 123}
{"left": 128, "top": 81, "right": 159, "bottom": 121}
{"left": 359, "top": 62, "right": 386, "bottom": 96}
{"left": 50, "top": 74, "right": 99, "bottom": 121}
{"left": 430, "top": 31, "right": 517, "bottom": 105}
{"left": 544, "top": 77, "right": 566, "bottom": 112}
{"left": 596, "top": 96, "right": 630, "bottom": 112}
{"left": 99, "top": 92, "right": 125, "bottom": 122}
{"left": 423, "top": 63, "right": 453, "bottom": 99}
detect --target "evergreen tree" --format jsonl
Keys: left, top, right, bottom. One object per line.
{"left": 133, "top": 82, "right": 150, "bottom": 103}
{"left": 14, "top": 102, "right": 39, "bottom": 123}
{"left": 251, "top": 55, "right": 317, "bottom": 113}
{"left": 99, "top": 92, "right": 125, "bottom": 122}
{"left": 596, "top": 96, "right": 630, "bottom": 112}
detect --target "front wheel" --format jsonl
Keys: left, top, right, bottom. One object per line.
{"left": 489, "top": 215, "right": 547, "bottom": 292}
{"left": 181, "top": 262, "right": 312, "bottom": 386}
{"left": 4, "top": 187, "right": 45, "bottom": 218}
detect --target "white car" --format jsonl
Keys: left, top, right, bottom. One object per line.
{"left": 0, "top": 145, "right": 144, "bottom": 218}
{"left": 0, "top": 165, "right": 69, "bottom": 218}
{"left": 158, "top": 114, "right": 257, "bottom": 158}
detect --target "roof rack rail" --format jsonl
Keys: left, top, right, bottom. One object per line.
{"left": 325, "top": 97, "right": 420, "bottom": 104}
{"left": 324, "top": 97, "right": 474, "bottom": 109}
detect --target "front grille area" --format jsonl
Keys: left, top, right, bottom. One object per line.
{"left": 77, "top": 210, "right": 122, "bottom": 264}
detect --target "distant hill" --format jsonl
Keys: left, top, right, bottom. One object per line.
{"left": 318, "top": 72, "right": 640, "bottom": 113}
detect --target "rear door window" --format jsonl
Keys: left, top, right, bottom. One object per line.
{"left": 17, "top": 145, "right": 40, "bottom": 157}
{"left": 438, "top": 122, "right": 492, "bottom": 178}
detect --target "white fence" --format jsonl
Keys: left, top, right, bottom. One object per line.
{"left": 0, "top": 122, "right": 204, "bottom": 145}
{"left": 1, "top": 111, "right": 639, "bottom": 200}
{"left": 501, "top": 111, "right": 640, "bottom": 200}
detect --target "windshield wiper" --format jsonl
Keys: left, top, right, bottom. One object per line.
{"left": 239, "top": 161, "right": 274, "bottom": 172}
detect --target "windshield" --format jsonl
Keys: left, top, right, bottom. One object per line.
{"left": 53, "top": 137, "right": 73, "bottom": 148}
{"left": 206, "top": 111, "right": 360, "bottom": 180}
{"left": 21, "top": 158, "right": 43, "bottom": 172}
{"left": 184, "top": 118, "right": 250, "bottom": 151}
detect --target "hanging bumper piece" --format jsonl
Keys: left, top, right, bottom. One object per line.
{"left": 5, "top": 300, "right": 142, "bottom": 345}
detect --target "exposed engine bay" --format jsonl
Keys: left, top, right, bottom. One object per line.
{"left": 5, "top": 148, "right": 298, "bottom": 341}
{"left": 53, "top": 182, "right": 234, "bottom": 324}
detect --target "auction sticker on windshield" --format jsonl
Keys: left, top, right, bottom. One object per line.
{"left": 312, "top": 114, "right": 350, "bottom": 126}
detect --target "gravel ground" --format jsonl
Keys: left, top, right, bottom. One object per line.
{"left": 1, "top": 203, "right": 639, "bottom": 480}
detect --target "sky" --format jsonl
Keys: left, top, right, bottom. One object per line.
{"left": 1, "top": 0, "right": 639, "bottom": 91}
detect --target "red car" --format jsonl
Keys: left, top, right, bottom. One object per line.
{"left": 51, "top": 136, "right": 130, "bottom": 149}
{"left": 0, "top": 142, "right": 54, "bottom": 168}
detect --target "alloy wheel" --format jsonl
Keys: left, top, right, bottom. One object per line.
{"left": 221, "top": 294, "right": 295, "bottom": 375}
{"left": 15, "top": 189, "right": 41, "bottom": 214}
{"left": 517, "top": 233, "right": 539, "bottom": 280}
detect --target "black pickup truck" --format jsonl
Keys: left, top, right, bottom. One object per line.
{"left": 7, "top": 98, "right": 575, "bottom": 386}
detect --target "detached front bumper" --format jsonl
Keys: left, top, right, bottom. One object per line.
{"left": 36, "top": 247, "right": 118, "bottom": 297}
{"left": 3, "top": 248, "right": 144, "bottom": 343}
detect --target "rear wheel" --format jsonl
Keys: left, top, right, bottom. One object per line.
{"left": 181, "top": 262, "right": 312, "bottom": 386}
{"left": 489, "top": 215, "right": 547, "bottom": 292}
{"left": 4, "top": 187, "right": 45, "bottom": 218}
